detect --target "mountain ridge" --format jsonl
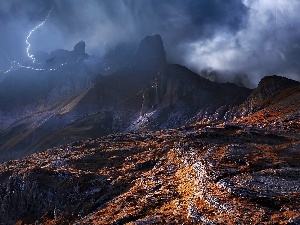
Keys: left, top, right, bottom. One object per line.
{"left": 0, "top": 35, "right": 299, "bottom": 224}
{"left": 0, "top": 35, "right": 299, "bottom": 164}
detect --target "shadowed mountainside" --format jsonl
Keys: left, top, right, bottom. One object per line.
{"left": 0, "top": 35, "right": 251, "bottom": 162}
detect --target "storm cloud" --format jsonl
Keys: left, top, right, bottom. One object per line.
{"left": 0, "top": 0, "right": 299, "bottom": 87}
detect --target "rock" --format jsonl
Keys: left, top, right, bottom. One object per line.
{"left": 49, "top": 41, "right": 89, "bottom": 64}
{"left": 241, "top": 75, "right": 300, "bottom": 114}
{"left": 0, "top": 126, "right": 299, "bottom": 223}
{"left": 135, "top": 34, "right": 166, "bottom": 67}
{"left": 74, "top": 41, "right": 86, "bottom": 56}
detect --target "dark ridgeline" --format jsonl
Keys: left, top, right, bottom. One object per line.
{"left": 0, "top": 35, "right": 299, "bottom": 163}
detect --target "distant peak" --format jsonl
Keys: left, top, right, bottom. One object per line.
{"left": 74, "top": 41, "right": 86, "bottom": 55}
{"left": 135, "top": 34, "right": 166, "bottom": 67}
{"left": 258, "top": 75, "right": 299, "bottom": 87}
{"left": 248, "top": 74, "right": 300, "bottom": 106}
{"left": 142, "top": 34, "right": 163, "bottom": 42}
{"left": 48, "top": 40, "right": 89, "bottom": 65}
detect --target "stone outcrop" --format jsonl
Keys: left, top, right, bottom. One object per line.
{"left": 241, "top": 75, "right": 300, "bottom": 114}
{"left": 0, "top": 123, "right": 299, "bottom": 224}
{"left": 49, "top": 41, "right": 89, "bottom": 65}
{"left": 135, "top": 34, "right": 166, "bottom": 67}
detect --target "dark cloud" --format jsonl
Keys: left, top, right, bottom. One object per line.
{"left": 0, "top": 0, "right": 299, "bottom": 87}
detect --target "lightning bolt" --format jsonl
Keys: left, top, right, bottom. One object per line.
{"left": 0, "top": 64, "right": 13, "bottom": 74}
{"left": 1, "top": 4, "right": 87, "bottom": 74}
{"left": 26, "top": 6, "right": 53, "bottom": 63}
{"left": 1, "top": 44, "right": 84, "bottom": 74}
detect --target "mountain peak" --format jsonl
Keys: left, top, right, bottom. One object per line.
{"left": 48, "top": 40, "right": 89, "bottom": 65}
{"left": 255, "top": 75, "right": 300, "bottom": 99}
{"left": 240, "top": 75, "right": 300, "bottom": 114}
{"left": 73, "top": 41, "right": 86, "bottom": 56}
{"left": 135, "top": 34, "right": 166, "bottom": 67}
{"left": 259, "top": 75, "right": 299, "bottom": 85}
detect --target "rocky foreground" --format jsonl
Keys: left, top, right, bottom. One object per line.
{"left": 0, "top": 123, "right": 299, "bottom": 224}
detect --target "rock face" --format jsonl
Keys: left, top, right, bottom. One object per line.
{"left": 236, "top": 85, "right": 300, "bottom": 130}
{"left": 34, "top": 50, "right": 50, "bottom": 63}
{"left": 0, "top": 47, "right": 94, "bottom": 162}
{"left": 135, "top": 34, "right": 166, "bottom": 67}
{"left": 74, "top": 41, "right": 86, "bottom": 56}
{"left": 49, "top": 41, "right": 89, "bottom": 65}
{"left": 32, "top": 63, "right": 251, "bottom": 152}
{"left": 241, "top": 75, "right": 300, "bottom": 114}
{"left": 100, "top": 42, "right": 136, "bottom": 74}
{"left": 0, "top": 124, "right": 299, "bottom": 224}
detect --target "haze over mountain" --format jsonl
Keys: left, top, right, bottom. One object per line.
{"left": 0, "top": 35, "right": 253, "bottom": 162}
{"left": 1, "top": 0, "right": 300, "bottom": 87}
{"left": 0, "top": 33, "right": 299, "bottom": 163}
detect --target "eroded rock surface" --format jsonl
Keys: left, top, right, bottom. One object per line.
{"left": 0, "top": 124, "right": 299, "bottom": 224}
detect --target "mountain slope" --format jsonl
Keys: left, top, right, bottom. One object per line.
{"left": 240, "top": 75, "right": 300, "bottom": 115}
{"left": 0, "top": 35, "right": 251, "bottom": 162}
{"left": 0, "top": 124, "right": 299, "bottom": 224}
{"left": 0, "top": 61, "right": 95, "bottom": 162}
{"left": 0, "top": 42, "right": 93, "bottom": 130}
{"left": 236, "top": 84, "right": 300, "bottom": 131}
{"left": 33, "top": 63, "right": 251, "bottom": 152}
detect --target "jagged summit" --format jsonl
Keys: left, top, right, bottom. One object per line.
{"left": 254, "top": 75, "right": 300, "bottom": 100}
{"left": 99, "top": 35, "right": 166, "bottom": 74}
{"left": 243, "top": 75, "right": 300, "bottom": 113}
{"left": 258, "top": 75, "right": 299, "bottom": 90}
{"left": 135, "top": 34, "right": 166, "bottom": 67}
{"left": 33, "top": 41, "right": 89, "bottom": 65}
{"left": 46, "top": 41, "right": 89, "bottom": 65}
{"left": 73, "top": 41, "right": 87, "bottom": 57}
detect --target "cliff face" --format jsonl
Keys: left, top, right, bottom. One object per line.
{"left": 135, "top": 34, "right": 166, "bottom": 67}
{"left": 0, "top": 124, "right": 299, "bottom": 224}
{"left": 0, "top": 60, "right": 95, "bottom": 163}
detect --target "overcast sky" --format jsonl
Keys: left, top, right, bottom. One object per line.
{"left": 0, "top": 0, "right": 299, "bottom": 87}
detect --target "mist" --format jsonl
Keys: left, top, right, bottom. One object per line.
{"left": 0, "top": 0, "right": 299, "bottom": 87}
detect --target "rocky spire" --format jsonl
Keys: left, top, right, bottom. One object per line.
{"left": 135, "top": 34, "right": 166, "bottom": 67}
